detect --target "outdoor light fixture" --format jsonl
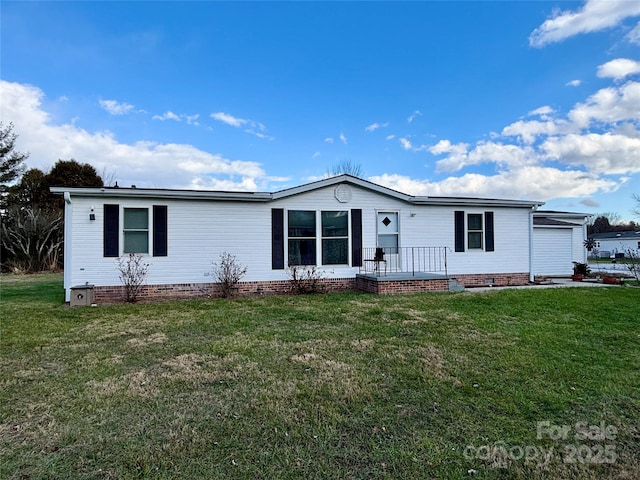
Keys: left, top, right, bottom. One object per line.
{"left": 89, "top": 206, "right": 95, "bottom": 221}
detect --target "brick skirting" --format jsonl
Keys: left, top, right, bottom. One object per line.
{"left": 90, "top": 272, "right": 531, "bottom": 303}
{"left": 93, "top": 277, "right": 357, "bottom": 304}
{"left": 450, "top": 272, "right": 530, "bottom": 288}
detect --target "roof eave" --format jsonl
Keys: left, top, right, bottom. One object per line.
{"left": 411, "top": 197, "right": 543, "bottom": 208}
{"left": 49, "top": 186, "right": 273, "bottom": 202}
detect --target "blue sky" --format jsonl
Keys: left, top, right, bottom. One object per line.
{"left": 1, "top": 1, "right": 639, "bottom": 219}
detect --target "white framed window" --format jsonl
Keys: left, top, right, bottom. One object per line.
{"left": 123, "top": 207, "right": 149, "bottom": 254}
{"left": 467, "top": 213, "right": 483, "bottom": 249}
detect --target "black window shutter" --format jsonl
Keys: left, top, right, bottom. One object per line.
{"left": 153, "top": 205, "right": 168, "bottom": 256}
{"left": 271, "top": 208, "right": 284, "bottom": 269}
{"left": 351, "top": 209, "right": 363, "bottom": 267}
{"left": 454, "top": 210, "right": 465, "bottom": 252}
{"left": 485, "top": 211, "right": 495, "bottom": 252}
{"left": 104, "top": 204, "right": 119, "bottom": 257}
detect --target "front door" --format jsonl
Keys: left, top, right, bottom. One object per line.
{"left": 377, "top": 212, "right": 399, "bottom": 271}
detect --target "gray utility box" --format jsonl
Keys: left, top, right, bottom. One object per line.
{"left": 70, "top": 285, "right": 94, "bottom": 307}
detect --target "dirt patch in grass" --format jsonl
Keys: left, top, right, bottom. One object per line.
{"left": 86, "top": 352, "right": 259, "bottom": 399}
{"left": 87, "top": 369, "right": 158, "bottom": 397}
{"left": 350, "top": 338, "right": 375, "bottom": 350}
{"left": 126, "top": 332, "right": 168, "bottom": 347}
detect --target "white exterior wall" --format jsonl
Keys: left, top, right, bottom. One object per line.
{"left": 572, "top": 225, "right": 587, "bottom": 264}
{"left": 595, "top": 238, "right": 640, "bottom": 255}
{"left": 63, "top": 184, "right": 534, "bottom": 298}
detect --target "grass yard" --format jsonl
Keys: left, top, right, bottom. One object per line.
{"left": 1, "top": 274, "right": 639, "bottom": 479}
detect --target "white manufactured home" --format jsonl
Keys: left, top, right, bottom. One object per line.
{"left": 51, "top": 175, "right": 587, "bottom": 303}
{"left": 588, "top": 231, "right": 640, "bottom": 258}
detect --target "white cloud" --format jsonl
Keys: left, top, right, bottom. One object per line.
{"left": 365, "top": 122, "right": 383, "bottom": 132}
{"left": 245, "top": 129, "right": 274, "bottom": 141}
{"left": 597, "top": 58, "right": 640, "bottom": 80}
{"left": 528, "top": 106, "right": 555, "bottom": 117}
{"left": 529, "top": 0, "right": 640, "bottom": 47}
{"left": 407, "top": 110, "right": 422, "bottom": 123}
{"left": 627, "top": 21, "right": 640, "bottom": 44}
{"left": 211, "top": 111, "right": 247, "bottom": 127}
{"left": 0, "top": 80, "right": 265, "bottom": 190}
{"left": 566, "top": 79, "right": 582, "bottom": 87}
{"left": 386, "top": 134, "right": 395, "bottom": 141}
{"left": 502, "top": 119, "right": 572, "bottom": 144}
{"left": 324, "top": 137, "right": 334, "bottom": 144}
{"left": 152, "top": 111, "right": 181, "bottom": 121}
{"left": 312, "top": 152, "right": 320, "bottom": 159}
{"left": 211, "top": 111, "right": 272, "bottom": 139}
{"left": 152, "top": 111, "right": 200, "bottom": 126}
{"left": 428, "top": 140, "right": 470, "bottom": 170}
{"left": 435, "top": 141, "right": 539, "bottom": 173}
{"left": 99, "top": 99, "right": 135, "bottom": 115}
{"left": 339, "top": 133, "right": 347, "bottom": 144}
{"left": 399, "top": 138, "right": 412, "bottom": 150}
{"left": 542, "top": 132, "right": 640, "bottom": 174}
{"left": 370, "top": 167, "right": 617, "bottom": 202}
{"left": 568, "top": 81, "right": 640, "bottom": 128}
{"left": 185, "top": 114, "right": 199, "bottom": 125}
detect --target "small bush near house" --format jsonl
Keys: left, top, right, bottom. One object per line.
{"left": 287, "top": 264, "right": 325, "bottom": 294}
{"left": 213, "top": 251, "right": 248, "bottom": 298}
{"left": 116, "top": 253, "right": 149, "bottom": 302}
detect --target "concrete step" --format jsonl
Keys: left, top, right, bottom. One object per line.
{"left": 448, "top": 279, "right": 465, "bottom": 293}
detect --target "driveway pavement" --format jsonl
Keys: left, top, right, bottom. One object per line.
{"left": 464, "top": 277, "right": 621, "bottom": 293}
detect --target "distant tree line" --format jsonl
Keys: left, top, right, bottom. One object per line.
{"left": 588, "top": 214, "right": 638, "bottom": 235}
{"left": 1, "top": 122, "right": 103, "bottom": 273}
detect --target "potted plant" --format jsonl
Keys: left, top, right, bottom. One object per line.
{"left": 572, "top": 262, "right": 590, "bottom": 282}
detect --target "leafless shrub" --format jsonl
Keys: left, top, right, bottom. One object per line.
{"left": 623, "top": 248, "right": 640, "bottom": 282}
{"left": 213, "top": 252, "right": 248, "bottom": 298}
{"left": 287, "top": 264, "right": 325, "bottom": 294}
{"left": 116, "top": 253, "right": 149, "bottom": 303}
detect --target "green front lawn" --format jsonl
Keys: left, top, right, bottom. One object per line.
{"left": 1, "top": 274, "right": 638, "bottom": 479}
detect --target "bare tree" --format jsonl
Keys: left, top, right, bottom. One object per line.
{"left": 633, "top": 193, "right": 640, "bottom": 221}
{"left": 328, "top": 159, "right": 363, "bottom": 178}
{"left": 0, "top": 206, "right": 63, "bottom": 272}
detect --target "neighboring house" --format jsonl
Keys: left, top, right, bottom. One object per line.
{"left": 532, "top": 211, "right": 590, "bottom": 276}
{"left": 51, "top": 175, "right": 586, "bottom": 303}
{"left": 588, "top": 231, "right": 640, "bottom": 258}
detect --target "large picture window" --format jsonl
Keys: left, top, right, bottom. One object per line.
{"left": 322, "top": 211, "right": 348, "bottom": 265}
{"left": 288, "top": 210, "right": 316, "bottom": 265}
{"left": 123, "top": 208, "right": 149, "bottom": 253}
{"left": 467, "top": 213, "right": 483, "bottom": 249}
